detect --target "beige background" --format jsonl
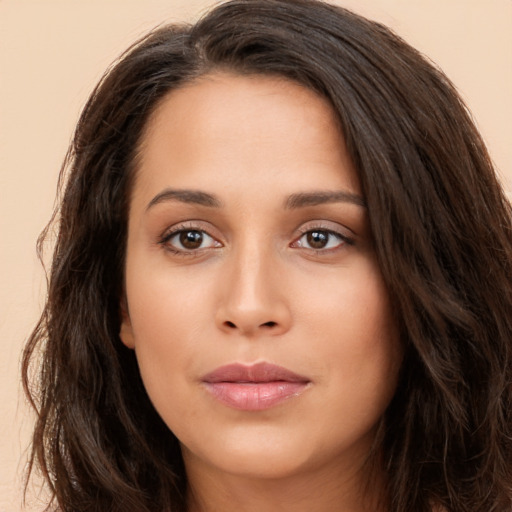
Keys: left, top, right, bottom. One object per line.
{"left": 1, "top": 0, "right": 511, "bottom": 510}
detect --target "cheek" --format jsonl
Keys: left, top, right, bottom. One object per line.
{"left": 300, "top": 258, "right": 397, "bottom": 344}
{"left": 126, "top": 249, "right": 212, "bottom": 337}
{"left": 297, "top": 259, "right": 401, "bottom": 398}
{"left": 293, "top": 266, "right": 401, "bottom": 458}
{"left": 123, "top": 259, "right": 212, "bottom": 397}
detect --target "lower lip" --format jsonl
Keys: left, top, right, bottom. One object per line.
{"left": 204, "top": 381, "right": 308, "bottom": 411}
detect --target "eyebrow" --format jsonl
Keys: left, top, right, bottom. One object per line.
{"left": 146, "top": 188, "right": 223, "bottom": 210}
{"left": 146, "top": 188, "right": 366, "bottom": 211}
{"left": 285, "top": 190, "right": 366, "bottom": 209}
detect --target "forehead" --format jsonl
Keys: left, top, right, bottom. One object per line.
{"left": 132, "top": 72, "right": 360, "bottom": 204}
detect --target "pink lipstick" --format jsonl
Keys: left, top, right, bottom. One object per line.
{"left": 202, "top": 362, "right": 310, "bottom": 411}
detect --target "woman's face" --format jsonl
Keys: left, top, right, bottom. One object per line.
{"left": 121, "top": 73, "right": 402, "bottom": 482}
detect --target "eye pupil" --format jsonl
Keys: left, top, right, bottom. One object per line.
{"left": 179, "top": 230, "right": 203, "bottom": 249}
{"left": 307, "top": 231, "right": 328, "bottom": 249}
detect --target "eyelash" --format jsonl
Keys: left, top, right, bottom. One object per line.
{"left": 158, "top": 223, "right": 354, "bottom": 256}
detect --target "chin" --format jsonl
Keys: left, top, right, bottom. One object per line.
{"left": 180, "top": 421, "right": 366, "bottom": 482}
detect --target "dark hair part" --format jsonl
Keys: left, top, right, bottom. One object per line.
{"left": 23, "top": 1, "right": 512, "bottom": 510}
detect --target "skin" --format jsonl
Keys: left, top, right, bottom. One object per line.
{"left": 120, "top": 73, "right": 402, "bottom": 512}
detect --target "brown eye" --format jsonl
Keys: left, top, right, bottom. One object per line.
{"left": 162, "top": 228, "right": 220, "bottom": 253}
{"left": 306, "top": 231, "right": 329, "bottom": 249}
{"left": 179, "top": 230, "right": 203, "bottom": 249}
{"left": 292, "top": 228, "right": 351, "bottom": 252}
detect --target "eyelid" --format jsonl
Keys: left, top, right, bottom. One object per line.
{"left": 294, "top": 220, "right": 354, "bottom": 238}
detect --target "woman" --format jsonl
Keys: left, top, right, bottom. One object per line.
{"left": 23, "top": 0, "right": 512, "bottom": 511}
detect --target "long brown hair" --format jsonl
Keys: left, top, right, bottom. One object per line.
{"left": 23, "top": 1, "right": 512, "bottom": 510}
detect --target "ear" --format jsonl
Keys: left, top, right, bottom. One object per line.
{"left": 119, "top": 299, "right": 136, "bottom": 349}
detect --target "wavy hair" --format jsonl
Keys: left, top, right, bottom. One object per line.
{"left": 23, "top": 1, "right": 512, "bottom": 510}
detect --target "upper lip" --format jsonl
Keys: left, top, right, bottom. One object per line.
{"left": 202, "top": 362, "right": 310, "bottom": 383}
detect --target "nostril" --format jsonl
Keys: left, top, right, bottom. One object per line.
{"left": 221, "top": 320, "right": 278, "bottom": 331}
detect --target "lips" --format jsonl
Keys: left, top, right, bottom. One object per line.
{"left": 202, "top": 362, "right": 310, "bottom": 411}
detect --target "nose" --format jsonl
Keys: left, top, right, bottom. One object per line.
{"left": 215, "top": 243, "right": 292, "bottom": 338}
